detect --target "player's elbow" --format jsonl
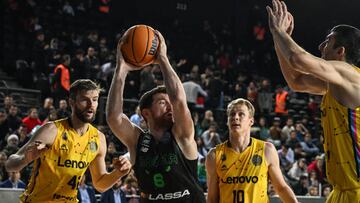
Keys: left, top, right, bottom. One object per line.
{"left": 92, "top": 182, "right": 108, "bottom": 193}
{"left": 5, "top": 160, "right": 15, "bottom": 172}
{"left": 5, "top": 156, "right": 22, "bottom": 172}
{"left": 106, "top": 113, "right": 123, "bottom": 128}
{"left": 288, "top": 51, "right": 310, "bottom": 72}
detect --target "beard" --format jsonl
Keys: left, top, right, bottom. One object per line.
{"left": 153, "top": 115, "right": 174, "bottom": 129}
{"left": 74, "top": 105, "right": 96, "bottom": 123}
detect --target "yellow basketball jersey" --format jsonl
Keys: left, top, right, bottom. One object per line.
{"left": 20, "top": 118, "right": 100, "bottom": 203}
{"left": 321, "top": 66, "right": 360, "bottom": 190}
{"left": 216, "top": 138, "right": 269, "bottom": 203}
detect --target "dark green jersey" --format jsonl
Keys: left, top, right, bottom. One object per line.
{"left": 133, "top": 130, "right": 206, "bottom": 203}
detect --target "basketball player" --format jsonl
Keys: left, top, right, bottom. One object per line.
{"left": 267, "top": 0, "right": 360, "bottom": 202}
{"left": 106, "top": 31, "right": 206, "bottom": 202}
{"left": 6, "top": 79, "right": 131, "bottom": 202}
{"left": 206, "top": 98, "right": 298, "bottom": 203}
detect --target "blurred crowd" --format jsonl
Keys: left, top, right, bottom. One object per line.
{"left": 1, "top": 0, "right": 332, "bottom": 201}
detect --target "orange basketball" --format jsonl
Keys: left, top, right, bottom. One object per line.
{"left": 120, "top": 25, "right": 159, "bottom": 67}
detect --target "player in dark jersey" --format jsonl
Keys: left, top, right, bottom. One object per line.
{"left": 106, "top": 30, "right": 206, "bottom": 202}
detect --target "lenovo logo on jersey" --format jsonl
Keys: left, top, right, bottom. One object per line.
{"left": 148, "top": 189, "right": 190, "bottom": 200}
{"left": 221, "top": 176, "right": 258, "bottom": 184}
{"left": 57, "top": 157, "right": 90, "bottom": 169}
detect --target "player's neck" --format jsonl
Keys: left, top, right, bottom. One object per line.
{"left": 229, "top": 132, "right": 251, "bottom": 152}
{"left": 68, "top": 117, "right": 89, "bottom": 136}
{"left": 148, "top": 127, "right": 167, "bottom": 142}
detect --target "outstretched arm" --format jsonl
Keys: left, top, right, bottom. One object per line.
{"left": 106, "top": 40, "right": 142, "bottom": 164}
{"left": 155, "top": 31, "right": 197, "bottom": 160}
{"left": 269, "top": 0, "right": 327, "bottom": 95}
{"left": 265, "top": 142, "right": 298, "bottom": 203}
{"left": 6, "top": 122, "right": 57, "bottom": 172}
{"left": 89, "top": 132, "right": 131, "bottom": 193}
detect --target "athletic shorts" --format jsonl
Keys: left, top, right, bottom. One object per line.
{"left": 326, "top": 187, "right": 360, "bottom": 203}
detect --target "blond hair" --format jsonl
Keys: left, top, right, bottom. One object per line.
{"left": 226, "top": 98, "right": 255, "bottom": 118}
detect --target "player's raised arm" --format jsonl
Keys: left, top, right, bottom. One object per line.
{"left": 106, "top": 39, "right": 143, "bottom": 164}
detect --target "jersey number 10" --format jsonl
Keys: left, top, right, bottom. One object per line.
{"left": 233, "top": 190, "right": 244, "bottom": 203}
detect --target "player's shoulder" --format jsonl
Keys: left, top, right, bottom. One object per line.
{"left": 264, "top": 141, "right": 277, "bottom": 156}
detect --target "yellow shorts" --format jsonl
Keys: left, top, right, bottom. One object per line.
{"left": 326, "top": 188, "right": 360, "bottom": 203}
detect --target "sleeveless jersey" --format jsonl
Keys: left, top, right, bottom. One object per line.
{"left": 20, "top": 118, "right": 100, "bottom": 202}
{"left": 216, "top": 138, "right": 269, "bottom": 203}
{"left": 133, "top": 130, "right": 206, "bottom": 203}
{"left": 321, "top": 67, "right": 360, "bottom": 190}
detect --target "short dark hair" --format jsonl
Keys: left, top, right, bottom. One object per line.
{"left": 331, "top": 25, "right": 360, "bottom": 66}
{"left": 69, "top": 79, "right": 101, "bottom": 100}
{"left": 139, "top": 86, "right": 167, "bottom": 111}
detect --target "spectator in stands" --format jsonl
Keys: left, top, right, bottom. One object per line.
{"left": 307, "top": 154, "right": 325, "bottom": 184}
{"left": 121, "top": 175, "right": 139, "bottom": 203}
{"left": 83, "top": 31, "right": 100, "bottom": 51}
{"left": 0, "top": 152, "right": 8, "bottom": 181}
{"left": 139, "top": 66, "right": 156, "bottom": 95}
{"left": 15, "top": 124, "right": 29, "bottom": 148}
{"left": 197, "top": 157, "right": 207, "bottom": 191}
{"left": 269, "top": 117, "right": 282, "bottom": 145}
{"left": 52, "top": 55, "right": 71, "bottom": 105}
{"left": 206, "top": 71, "right": 224, "bottom": 109}
{"left": 300, "top": 132, "right": 320, "bottom": 159}
{"left": 258, "top": 117, "right": 270, "bottom": 140}
{"left": 45, "top": 38, "right": 62, "bottom": 74}
{"left": 286, "top": 130, "right": 299, "bottom": 150}
{"left": 0, "top": 109, "right": 10, "bottom": 147}
{"left": 278, "top": 144, "right": 295, "bottom": 172}
{"left": 84, "top": 46, "right": 100, "bottom": 81}
{"left": 193, "top": 112, "right": 203, "bottom": 138}
{"left": 0, "top": 171, "right": 26, "bottom": 189}
{"left": 101, "top": 177, "right": 128, "bottom": 203}
{"left": 7, "top": 105, "right": 22, "bottom": 132}
{"left": 22, "top": 107, "right": 42, "bottom": 133}
{"left": 183, "top": 74, "right": 208, "bottom": 111}
{"left": 307, "top": 185, "right": 319, "bottom": 196}
{"left": 293, "top": 175, "right": 309, "bottom": 195}
{"left": 56, "top": 99, "right": 71, "bottom": 119}
{"left": 246, "top": 81, "right": 258, "bottom": 108}
{"left": 3, "top": 95, "right": 14, "bottom": 113}
{"left": 201, "top": 109, "right": 214, "bottom": 130}
{"left": 77, "top": 174, "right": 97, "bottom": 203}
{"left": 281, "top": 117, "right": 294, "bottom": 142}
{"left": 268, "top": 182, "right": 276, "bottom": 196}
{"left": 257, "top": 79, "right": 273, "bottom": 115}
{"left": 274, "top": 85, "right": 289, "bottom": 117}
{"left": 201, "top": 122, "right": 222, "bottom": 151}
{"left": 322, "top": 184, "right": 332, "bottom": 200}
{"left": 287, "top": 158, "right": 308, "bottom": 181}
{"left": 294, "top": 122, "right": 308, "bottom": 141}
{"left": 129, "top": 106, "right": 142, "bottom": 127}
{"left": 38, "top": 97, "right": 54, "bottom": 121}
{"left": 293, "top": 143, "right": 307, "bottom": 160}
{"left": 42, "top": 109, "right": 58, "bottom": 123}
{"left": 71, "top": 49, "right": 86, "bottom": 82}
{"left": 32, "top": 31, "right": 48, "bottom": 74}
{"left": 308, "top": 170, "right": 320, "bottom": 187}
{"left": 3, "top": 134, "right": 20, "bottom": 156}
{"left": 106, "top": 141, "right": 118, "bottom": 161}
{"left": 62, "top": 1, "right": 75, "bottom": 16}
